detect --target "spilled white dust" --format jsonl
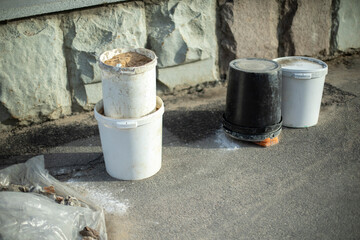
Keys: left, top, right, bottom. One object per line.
{"left": 67, "top": 180, "right": 129, "bottom": 215}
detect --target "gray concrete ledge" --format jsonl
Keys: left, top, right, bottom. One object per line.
{"left": 0, "top": 0, "right": 128, "bottom": 21}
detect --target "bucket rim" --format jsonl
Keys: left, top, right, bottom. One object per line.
{"left": 98, "top": 48, "right": 158, "bottom": 75}
{"left": 222, "top": 114, "right": 282, "bottom": 135}
{"left": 223, "top": 126, "right": 282, "bottom": 142}
{"left": 229, "top": 58, "right": 281, "bottom": 73}
{"left": 273, "top": 56, "right": 328, "bottom": 76}
{"left": 222, "top": 115, "right": 282, "bottom": 141}
{"left": 94, "top": 96, "right": 164, "bottom": 129}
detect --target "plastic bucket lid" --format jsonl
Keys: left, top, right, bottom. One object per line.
{"left": 273, "top": 56, "right": 328, "bottom": 79}
{"left": 230, "top": 58, "right": 280, "bottom": 73}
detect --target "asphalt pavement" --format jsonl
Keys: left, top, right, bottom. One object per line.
{"left": 1, "top": 55, "right": 359, "bottom": 239}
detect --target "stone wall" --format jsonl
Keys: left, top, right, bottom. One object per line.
{"left": 145, "top": 0, "right": 218, "bottom": 91}
{"left": 218, "top": 0, "right": 279, "bottom": 75}
{"left": 291, "top": 0, "right": 332, "bottom": 56}
{"left": 0, "top": 16, "right": 71, "bottom": 126}
{"left": 0, "top": 0, "right": 359, "bottom": 130}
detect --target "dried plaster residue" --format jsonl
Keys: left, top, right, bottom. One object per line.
{"left": 103, "top": 52, "right": 152, "bottom": 67}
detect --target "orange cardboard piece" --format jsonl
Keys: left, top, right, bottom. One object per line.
{"left": 254, "top": 137, "right": 279, "bottom": 147}
{"left": 43, "top": 185, "right": 55, "bottom": 194}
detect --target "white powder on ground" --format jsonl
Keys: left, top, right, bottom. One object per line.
{"left": 67, "top": 180, "right": 129, "bottom": 215}
{"left": 86, "top": 189, "right": 129, "bottom": 215}
{"left": 214, "top": 129, "right": 241, "bottom": 150}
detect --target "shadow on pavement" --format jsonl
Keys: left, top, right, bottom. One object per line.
{"left": 164, "top": 109, "right": 223, "bottom": 143}
{"left": 163, "top": 109, "right": 256, "bottom": 149}
{"left": 0, "top": 107, "right": 257, "bottom": 181}
{"left": 0, "top": 124, "right": 99, "bottom": 161}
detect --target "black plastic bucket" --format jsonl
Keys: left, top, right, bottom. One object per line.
{"left": 223, "top": 58, "right": 282, "bottom": 141}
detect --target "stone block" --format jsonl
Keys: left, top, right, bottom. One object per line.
{"left": 157, "top": 58, "right": 217, "bottom": 91}
{"left": 337, "top": 0, "right": 360, "bottom": 51}
{"left": 291, "top": 0, "right": 332, "bottom": 56}
{"left": 84, "top": 82, "right": 102, "bottom": 106}
{"left": 145, "top": 0, "right": 217, "bottom": 68}
{"left": 0, "top": 16, "right": 71, "bottom": 126}
{"left": 145, "top": 0, "right": 218, "bottom": 89}
{"left": 63, "top": 1, "right": 147, "bottom": 110}
{"left": 219, "top": 0, "right": 279, "bottom": 75}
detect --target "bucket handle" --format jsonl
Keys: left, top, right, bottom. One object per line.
{"left": 116, "top": 121, "right": 138, "bottom": 129}
{"left": 293, "top": 73, "right": 312, "bottom": 79}
{"left": 102, "top": 121, "right": 138, "bottom": 129}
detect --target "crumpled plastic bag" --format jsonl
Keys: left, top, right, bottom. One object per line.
{"left": 0, "top": 155, "right": 107, "bottom": 240}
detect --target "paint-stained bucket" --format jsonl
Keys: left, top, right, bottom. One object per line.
{"left": 273, "top": 56, "right": 328, "bottom": 128}
{"left": 94, "top": 96, "right": 164, "bottom": 180}
{"left": 223, "top": 58, "right": 282, "bottom": 141}
{"left": 99, "top": 48, "right": 157, "bottom": 119}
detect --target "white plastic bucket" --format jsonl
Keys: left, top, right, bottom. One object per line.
{"left": 99, "top": 48, "right": 157, "bottom": 119}
{"left": 273, "top": 56, "right": 328, "bottom": 128}
{"left": 94, "top": 96, "right": 164, "bottom": 180}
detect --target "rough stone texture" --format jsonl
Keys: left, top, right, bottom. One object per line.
{"left": 83, "top": 83, "right": 103, "bottom": 107}
{"left": 277, "top": 0, "right": 298, "bottom": 57}
{"left": 0, "top": 16, "right": 71, "bottom": 127}
{"left": 145, "top": 0, "right": 218, "bottom": 90}
{"left": 218, "top": 0, "right": 279, "bottom": 76}
{"left": 337, "top": 0, "right": 360, "bottom": 51}
{"left": 291, "top": 0, "right": 332, "bottom": 56}
{"left": 63, "top": 1, "right": 147, "bottom": 110}
{"left": 329, "top": 0, "right": 340, "bottom": 55}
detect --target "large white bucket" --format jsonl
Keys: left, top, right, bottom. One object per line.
{"left": 99, "top": 48, "right": 157, "bottom": 119}
{"left": 273, "top": 56, "right": 328, "bottom": 128}
{"left": 94, "top": 96, "right": 164, "bottom": 180}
